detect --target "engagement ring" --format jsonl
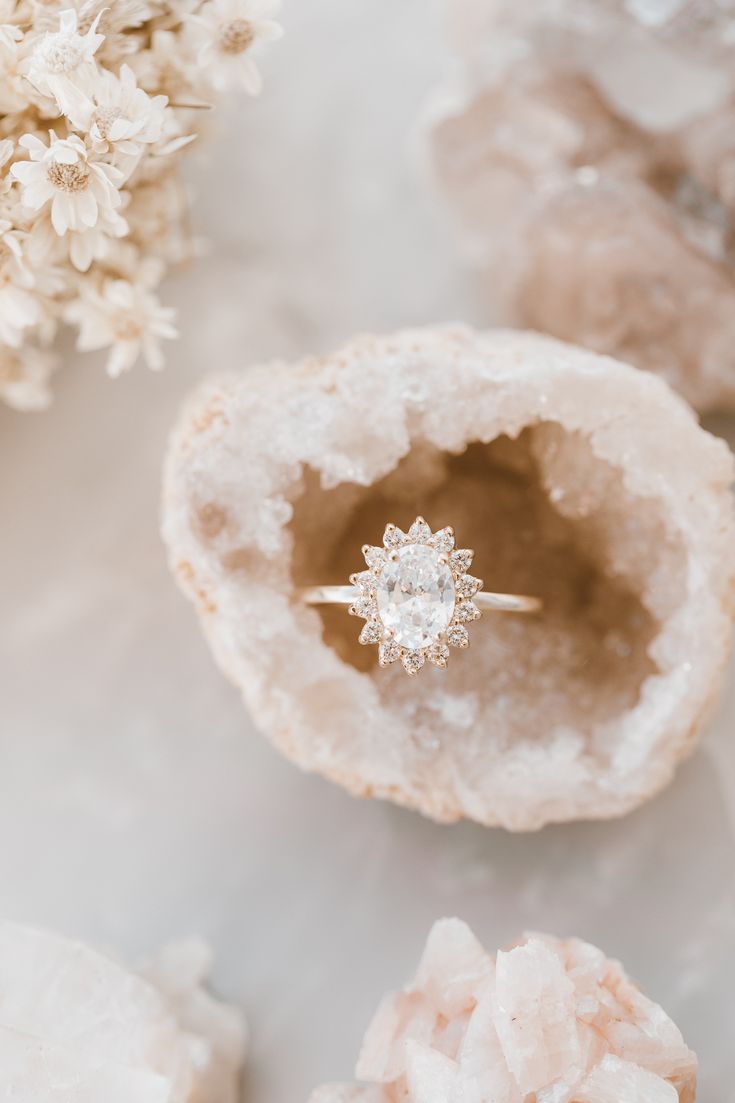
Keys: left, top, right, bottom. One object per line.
{"left": 300, "top": 517, "right": 542, "bottom": 675}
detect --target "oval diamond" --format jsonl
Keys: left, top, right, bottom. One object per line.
{"left": 376, "top": 544, "right": 455, "bottom": 650}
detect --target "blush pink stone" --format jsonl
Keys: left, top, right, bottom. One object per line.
{"left": 0, "top": 923, "right": 246, "bottom": 1102}
{"left": 161, "top": 326, "right": 735, "bottom": 830}
{"left": 430, "top": 0, "right": 735, "bottom": 411}
{"left": 309, "top": 918, "right": 698, "bottom": 1103}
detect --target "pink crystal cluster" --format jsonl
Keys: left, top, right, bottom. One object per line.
{"left": 431, "top": 0, "right": 735, "bottom": 411}
{"left": 310, "top": 919, "right": 697, "bottom": 1103}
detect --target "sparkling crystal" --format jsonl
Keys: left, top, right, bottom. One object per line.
{"left": 383, "top": 524, "right": 406, "bottom": 549}
{"left": 378, "top": 640, "right": 401, "bottom": 666}
{"left": 408, "top": 517, "right": 431, "bottom": 543}
{"left": 430, "top": 527, "right": 455, "bottom": 553}
{"left": 363, "top": 545, "right": 386, "bottom": 570}
{"left": 376, "top": 544, "right": 456, "bottom": 650}
{"left": 450, "top": 549, "right": 473, "bottom": 574}
{"left": 456, "top": 574, "right": 482, "bottom": 598}
{"left": 428, "top": 642, "right": 450, "bottom": 668}
{"left": 350, "top": 570, "right": 376, "bottom": 594}
{"left": 349, "top": 597, "right": 375, "bottom": 619}
{"left": 402, "top": 650, "right": 425, "bottom": 676}
{"left": 447, "top": 624, "right": 469, "bottom": 648}
{"left": 359, "top": 620, "right": 383, "bottom": 645}
{"left": 455, "top": 600, "right": 480, "bottom": 623}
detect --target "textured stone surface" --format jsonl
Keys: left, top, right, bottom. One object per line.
{"left": 0, "top": 922, "right": 246, "bottom": 1102}
{"left": 162, "top": 325, "right": 735, "bottom": 830}
{"left": 309, "top": 918, "right": 697, "bottom": 1103}
{"left": 431, "top": 0, "right": 735, "bottom": 411}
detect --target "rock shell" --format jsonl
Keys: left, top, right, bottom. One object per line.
{"left": 0, "top": 923, "right": 246, "bottom": 1102}
{"left": 308, "top": 918, "right": 697, "bottom": 1103}
{"left": 162, "top": 325, "right": 735, "bottom": 830}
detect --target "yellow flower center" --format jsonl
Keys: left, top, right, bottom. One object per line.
{"left": 41, "top": 39, "right": 84, "bottom": 74}
{"left": 113, "top": 316, "right": 141, "bottom": 342}
{"left": 218, "top": 19, "right": 255, "bottom": 54}
{"left": 94, "top": 106, "right": 122, "bottom": 140}
{"left": 47, "top": 160, "right": 90, "bottom": 193}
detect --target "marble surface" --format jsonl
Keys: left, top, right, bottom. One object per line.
{"left": 0, "top": 3, "right": 734, "bottom": 1101}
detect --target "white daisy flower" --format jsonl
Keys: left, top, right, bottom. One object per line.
{"left": 0, "top": 343, "right": 58, "bottom": 412}
{"left": 11, "top": 131, "right": 124, "bottom": 236}
{"left": 66, "top": 269, "right": 178, "bottom": 376}
{"left": 187, "top": 0, "right": 283, "bottom": 95}
{"left": 21, "top": 8, "right": 104, "bottom": 119}
{"left": 68, "top": 63, "right": 168, "bottom": 159}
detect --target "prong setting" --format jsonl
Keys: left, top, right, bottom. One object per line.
{"left": 351, "top": 517, "right": 483, "bottom": 674}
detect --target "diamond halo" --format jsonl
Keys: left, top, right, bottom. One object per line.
{"left": 348, "top": 516, "right": 483, "bottom": 676}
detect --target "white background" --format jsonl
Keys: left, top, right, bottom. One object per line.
{"left": 1, "top": 3, "right": 734, "bottom": 1100}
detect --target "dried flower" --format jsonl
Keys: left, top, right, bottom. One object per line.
{"left": 187, "top": 0, "right": 283, "bottom": 94}
{"left": 0, "top": 1, "right": 282, "bottom": 412}
{"left": 21, "top": 9, "right": 104, "bottom": 119}
{"left": 11, "top": 132, "right": 124, "bottom": 235}
{"left": 66, "top": 263, "right": 178, "bottom": 376}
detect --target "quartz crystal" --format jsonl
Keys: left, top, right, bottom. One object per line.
{"left": 309, "top": 919, "right": 698, "bottom": 1103}
{"left": 431, "top": 0, "right": 735, "bottom": 411}
{"left": 376, "top": 544, "right": 455, "bottom": 649}
{"left": 0, "top": 923, "right": 246, "bottom": 1102}
{"left": 162, "top": 325, "right": 735, "bottom": 830}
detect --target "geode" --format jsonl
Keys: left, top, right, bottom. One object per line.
{"left": 430, "top": 0, "right": 735, "bottom": 411}
{"left": 0, "top": 923, "right": 246, "bottom": 1101}
{"left": 162, "top": 326, "right": 735, "bottom": 830}
{"left": 309, "top": 918, "right": 698, "bottom": 1102}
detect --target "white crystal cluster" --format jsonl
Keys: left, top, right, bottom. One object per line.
{"left": 0, "top": 922, "right": 246, "bottom": 1102}
{"left": 431, "top": 0, "right": 735, "bottom": 411}
{"left": 162, "top": 325, "right": 735, "bottom": 829}
{"left": 310, "top": 918, "right": 697, "bottom": 1103}
{"left": 0, "top": 0, "right": 281, "bottom": 411}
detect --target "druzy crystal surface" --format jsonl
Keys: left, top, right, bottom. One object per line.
{"left": 376, "top": 544, "right": 455, "bottom": 649}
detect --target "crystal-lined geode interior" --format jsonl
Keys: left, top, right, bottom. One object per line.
{"left": 162, "top": 326, "right": 735, "bottom": 829}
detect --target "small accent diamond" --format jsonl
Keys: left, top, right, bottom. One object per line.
{"left": 454, "top": 601, "right": 480, "bottom": 623}
{"left": 401, "top": 650, "right": 425, "bottom": 675}
{"left": 382, "top": 523, "right": 406, "bottom": 549}
{"left": 359, "top": 620, "right": 383, "bottom": 645}
{"left": 427, "top": 642, "right": 449, "bottom": 668}
{"left": 450, "top": 549, "right": 473, "bottom": 574}
{"left": 363, "top": 545, "right": 387, "bottom": 570}
{"left": 407, "top": 517, "right": 431, "bottom": 543}
{"left": 447, "top": 624, "right": 469, "bottom": 648}
{"left": 350, "top": 570, "right": 375, "bottom": 594}
{"left": 349, "top": 597, "right": 375, "bottom": 619}
{"left": 430, "top": 527, "right": 455, "bottom": 553}
{"left": 456, "top": 574, "right": 482, "bottom": 598}
{"left": 379, "top": 640, "right": 401, "bottom": 666}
